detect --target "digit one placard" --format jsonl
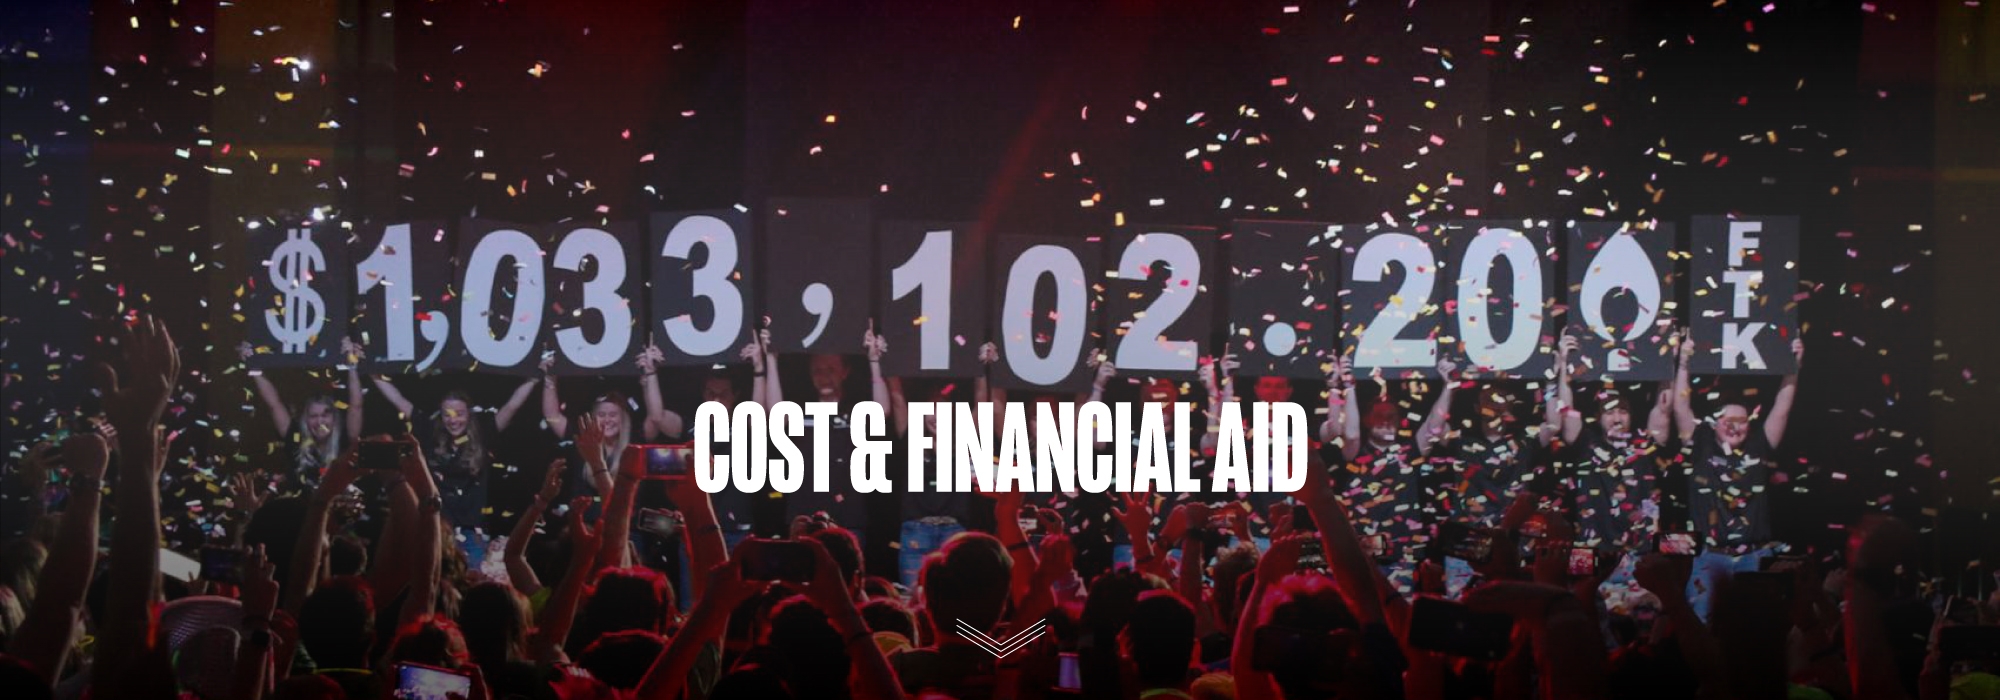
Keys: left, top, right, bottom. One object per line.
{"left": 877, "top": 222, "right": 987, "bottom": 377}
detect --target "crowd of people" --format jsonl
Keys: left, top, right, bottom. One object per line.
{"left": 0, "top": 314, "right": 1993, "bottom": 700}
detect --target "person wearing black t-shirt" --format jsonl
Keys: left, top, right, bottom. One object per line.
{"left": 1554, "top": 333, "right": 1675, "bottom": 551}
{"left": 769, "top": 338, "right": 872, "bottom": 548}
{"left": 372, "top": 375, "right": 537, "bottom": 567}
{"left": 1321, "top": 356, "right": 1452, "bottom": 547}
{"left": 1672, "top": 337, "right": 1801, "bottom": 553}
{"left": 879, "top": 340, "right": 996, "bottom": 589}
{"left": 1429, "top": 373, "right": 1561, "bottom": 529}
{"left": 240, "top": 338, "right": 367, "bottom": 494}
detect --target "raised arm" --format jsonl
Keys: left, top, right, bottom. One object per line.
{"left": 1087, "top": 357, "right": 1115, "bottom": 404}
{"left": 977, "top": 342, "right": 999, "bottom": 403}
{"left": 1671, "top": 330, "right": 1699, "bottom": 442}
{"left": 667, "top": 474, "right": 727, "bottom": 603}
{"left": 1764, "top": 338, "right": 1802, "bottom": 450}
{"left": 6, "top": 433, "right": 108, "bottom": 681}
{"left": 1415, "top": 358, "right": 1459, "bottom": 457}
{"left": 1321, "top": 357, "right": 1362, "bottom": 461}
{"left": 886, "top": 377, "right": 911, "bottom": 436}
{"left": 529, "top": 497, "right": 601, "bottom": 663}
{"left": 632, "top": 556, "right": 768, "bottom": 700}
{"left": 993, "top": 490, "right": 1041, "bottom": 602}
{"left": 243, "top": 342, "right": 294, "bottom": 435}
{"left": 341, "top": 338, "right": 365, "bottom": 440}
{"left": 1556, "top": 335, "right": 1583, "bottom": 444}
{"left": 865, "top": 326, "right": 893, "bottom": 428}
{"left": 1296, "top": 451, "right": 1384, "bottom": 626}
{"left": 397, "top": 434, "right": 444, "bottom": 628}
{"left": 636, "top": 344, "right": 685, "bottom": 440}
{"left": 799, "top": 537, "right": 905, "bottom": 700}
{"left": 282, "top": 448, "right": 362, "bottom": 616}
{"left": 761, "top": 329, "right": 785, "bottom": 406}
{"left": 92, "top": 316, "right": 179, "bottom": 692}
{"left": 505, "top": 459, "right": 567, "bottom": 597}
{"left": 1231, "top": 534, "right": 1305, "bottom": 700}
{"left": 372, "top": 375, "right": 416, "bottom": 418}
{"left": 1112, "top": 491, "right": 1164, "bottom": 578}
{"left": 496, "top": 376, "right": 539, "bottom": 434}
{"left": 1646, "top": 375, "right": 1675, "bottom": 446}
{"left": 540, "top": 362, "right": 571, "bottom": 438}
{"left": 230, "top": 546, "right": 280, "bottom": 700}
{"left": 595, "top": 441, "right": 643, "bottom": 571}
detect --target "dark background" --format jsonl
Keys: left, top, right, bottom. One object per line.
{"left": 4, "top": 0, "right": 1996, "bottom": 589}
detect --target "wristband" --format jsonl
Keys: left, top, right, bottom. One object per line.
{"left": 72, "top": 474, "right": 103, "bottom": 491}
{"left": 420, "top": 496, "right": 444, "bottom": 514}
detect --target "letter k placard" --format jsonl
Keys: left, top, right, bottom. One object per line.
{"left": 955, "top": 619, "right": 1046, "bottom": 659}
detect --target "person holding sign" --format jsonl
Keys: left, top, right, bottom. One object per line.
{"left": 537, "top": 345, "right": 683, "bottom": 502}
{"left": 370, "top": 373, "right": 538, "bottom": 564}
{"left": 767, "top": 333, "right": 873, "bottom": 552}
{"left": 1426, "top": 363, "right": 1562, "bottom": 528}
{"left": 1321, "top": 356, "right": 1452, "bottom": 547}
{"left": 1672, "top": 336, "right": 1802, "bottom": 582}
{"left": 1553, "top": 333, "right": 1675, "bottom": 550}
{"left": 879, "top": 342, "right": 999, "bottom": 589}
{"left": 239, "top": 338, "right": 365, "bottom": 493}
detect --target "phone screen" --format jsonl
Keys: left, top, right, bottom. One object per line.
{"left": 1434, "top": 522, "right": 1495, "bottom": 564}
{"left": 200, "top": 546, "right": 244, "bottom": 584}
{"left": 396, "top": 662, "right": 473, "bottom": 700}
{"left": 1656, "top": 533, "right": 1701, "bottom": 556}
{"left": 1566, "top": 548, "right": 1597, "bottom": 577}
{"left": 1363, "top": 534, "right": 1394, "bottom": 564}
{"left": 1018, "top": 506, "right": 1040, "bottom": 534}
{"left": 637, "top": 508, "right": 679, "bottom": 537}
{"left": 1055, "top": 652, "right": 1081, "bottom": 690}
{"left": 642, "top": 444, "right": 691, "bottom": 479}
{"left": 1407, "top": 596, "right": 1515, "bottom": 660}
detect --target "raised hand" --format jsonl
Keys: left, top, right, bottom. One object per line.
{"left": 230, "top": 471, "right": 271, "bottom": 516}
{"left": 97, "top": 315, "right": 181, "bottom": 447}
{"left": 1111, "top": 492, "right": 1156, "bottom": 538}
{"left": 978, "top": 341, "right": 1000, "bottom": 365}
{"left": 1436, "top": 357, "right": 1460, "bottom": 382}
{"left": 537, "top": 459, "right": 568, "bottom": 504}
{"left": 60, "top": 432, "right": 111, "bottom": 485}
{"left": 320, "top": 445, "right": 363, "bottom": 496}
{"left": 703, "top": 557, "right": 770, "bottom": 613}
{"left": 566, "top": 496, "right": 600, "bottom": 551}
{"left": 574, "top": 412, "right": 606, "bottom": 458}
{"left": 340, "top": 336, "right": 364, "bottom": 366}
{"left": 795, "top": 535, "right": 858, "bottom": 615}
{"left": 863, "top": 324, "right": 887, "bottom": 362}
{"left": 1632, "top": 553, "right": 1693, "bottom": 604}
{"left": 1093, "top": 357, "right": 1118, "bottom": 387}
{"left": 1196, "top": 358, "right": 1217, "bottom": 389}
{"left": 1791, "top": 337, "right": 1804, "bottom": 367}
{"left": 240, "top": 544, "right": 280, "bottom": 618}
{"left": 539, "top": 352, "right": 557, "bottom": 374}
{"left": 1559, "top": 333, "right": 1580, "bottom": 363}
{"left": 1218, "top": 351, "right": 1241, "bottom": 376}
{"left": 1675, "top": 328, "right": 1694, "bottom": 367}
{"left": 237, "top": 341, "right": 256, "bottom": 363}
{"left": 637, "top": 343, "right": 663, "bottom": 375}
{"left": 1259, "top": 532, "right": 1309, "bottom": 584}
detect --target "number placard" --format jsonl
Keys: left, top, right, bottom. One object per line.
{"left": 1104, "top": 227, "right": 1217, "bottom": 378}
{"left": 650, "top": 209, "right": 755, "bottom": 366}
{"left": 1339, "top": 225, "right": 1445, "bottom": 376}
{"left": 877, "top": 222, "right": 987, "bottom": 377}
{"left": 547, "top": 222, "right": 645, "bottom": 376}
{"left": 455, "top": 219, "right": 547, "bottom": 376}
{"left": 247, "top": 224, "right": 351, "bottom": 368}
{"left": 1565, "top": 222, "right": 1679, "bottom": 381}
{"left": 993, "top": 236, "right": 1102, "bottom": 392}
{"left": 351, "top": 221, "right": 456, "bottom": 374}
{"left": 1690, "top": 216, "right": 1798, "bottom": 375}
{"left": 1439, "top": 220, "right": 1557, "bottom": 379}
{"left": 1225, "top": 221, "right": 1341, "bottom": 379}
{"left": 763, "top": 198, "right": 875, "bottom": 354}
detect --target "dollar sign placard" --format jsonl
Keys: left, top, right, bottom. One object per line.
{"left": 246, "top": 226, "right": 348, "bottom": 368}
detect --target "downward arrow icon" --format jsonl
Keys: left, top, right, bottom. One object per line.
{"left": 954, "top": 619, "right": 1047, "bottom": 659}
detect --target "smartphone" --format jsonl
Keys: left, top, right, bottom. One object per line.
{"left": 1407, "top": 596, "right": 1516, "bottom": 661}
{"left": 1566, "top": 547, "right": 1598, "bottom": 577}
{"left": 1654, "top": 532, "right": 1703, "bottom": 557}
{"left": 637, "top": 508, "right": 681, "bottom": 538}
{"left": 1249, "top": 625, "right": 1352, "bottom": 674}
{"left": 358, "top": 441, "right": 411, "bottom": 470}
{"left": 737, "top": 539, "right": 817, "bottom": 583}
{"left": 394, "top": 662, "right": 473, "bottom": 700}
{"left": 1296, "top": 537, "right": 1328, "bottom": 571}
{"left": 1362, "top": 533, "right": 1395, "bottom": 564}
{"left": 636, "top": 444, "right": 692, "bottom": 480}
{"left": 1761, "top": 554, "right": 1809, "bottom": 574}
{"left": 199, "top": 546, "right": 245, "bottom": 584}
{"left": 1018, "top": 505, "right": 1040, "bottom": 534}
{"left": 1433, "top": 522, "right": 1496, "bottom": 564}
{"left": 1054, "top": 651, "right": 1081, "bottom": 691}
{"left": 1943, "top": 597, "right": 1981, "bottom": 627}
{"left": 1516, "top": 516, "right": 1549, "bottom": 541}
{"left": 1938, "top": 625, "right": 2000, "bottom": 663}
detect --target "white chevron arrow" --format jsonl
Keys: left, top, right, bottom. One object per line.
{"left": 954, "top": 619, "right": 1047, "bottom": 659}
